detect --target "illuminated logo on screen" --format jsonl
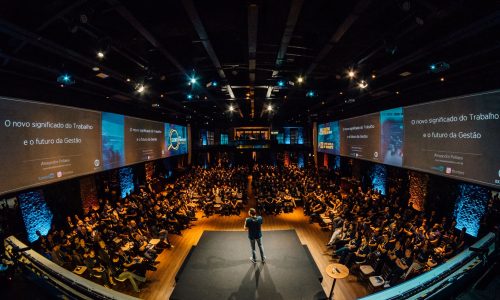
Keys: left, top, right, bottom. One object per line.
{"left": 319, "top": 127, "right": 332, "bottom": 135}
{"left": 168, "top": 129, "right": 180, "bottom": 150}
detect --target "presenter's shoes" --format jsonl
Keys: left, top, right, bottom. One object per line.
{"left": 250, "top": 257, "right": 257, "bottom": 263}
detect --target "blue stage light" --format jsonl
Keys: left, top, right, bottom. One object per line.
{"left": 187, "top": 94, "right": 193, "bottom": 100}
{"left": 212, "top": 81, "right": 218, "bottom": 87}
{"left": 430, "top": 64, "right": 436, "bottom": 71}
{"left": 57, "top": 73, "right": 75, "bottom": 85}
{"left": 306, "top": 90, "right": 316, "bottom": 97}
{"left": 277, "top": 80, "right": 285, "bottom": 87}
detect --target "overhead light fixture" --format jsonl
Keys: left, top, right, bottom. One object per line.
{"left": 228, "top": 104, "right": 235, "bottom": 112}
{"left": 160, "top": 94, "right": 164, "bottom": 98}
{"left": 57, "top": 73, "right": 75, "bottom": 85}
{"left": 347, "top": 69, "right": 356, "bottom": 78}
{"left": 306, "top": 90, "right": 316, "bottom": 98}
{"left": 277, "top": 80, "right": 285, "bottom": 87}
{"left": 186, "top": 93, "right": 193, "bottom": 100}
{"left": 358, "top": 80, "right": 368, "bottom": 89}
{"left": 371, "top": 74, "right": 376, "bottom": 79}
{"left": 396, "top": 91, "right": 400, "bottom": 94}
{"left": 136, "top": 84, "right": 145, "bottom": 93}
{"left": 126, "top": 78, "right": 131, "bottom": 82}
{"left": 97, "top": 51, "right": 105, "bottom": 59}
{"left": 267, "top": 104, "right": 273, "bottom": 112}
{"left": 400, "top": 71, "right": 412, "bottom": 77}
{"left": 429, "top": 62, "right": 450, "bottom": 73}
{"left": 96, "top": 72, "right": 109, "bottom": 79}
{"left": 440, "top": 77, "right": 445, "bottom": 82}
{"left": 339, "top": 91, "right": 343, "bottom": 95}
{"left": 189, "top": 77, "right": 197, "bottom": 85}
{"left": 297, "top": 76, "right": 304, "bottom": 84}
{"left": 92, "top": 66, "right": 100, "bottom": 72}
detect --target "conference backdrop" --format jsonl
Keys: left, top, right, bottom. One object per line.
{"left": 0, "top": 96, "right": 188, "bottom": 195}
{"left": 318, "top": 90, "right": 500, "bottom": 189}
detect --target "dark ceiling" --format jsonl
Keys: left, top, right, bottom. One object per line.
{"left": 0, "top": 0, "right": 498, "bottom": 127}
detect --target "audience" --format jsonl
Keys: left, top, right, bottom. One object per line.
{"left": 23, "top": 162, "right": 499, "bottom": 293}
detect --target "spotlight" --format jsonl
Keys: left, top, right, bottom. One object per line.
{"left": 358, "top": 80, "right": 368, "bottom": 89}
{"left": 126, "top": 78, "right": 131, "bottom": 82}
{"left": 371, "top": 74, "right": 376, "bottom": 79}
{"left": 97, "top": 51, "right": 105, "bottom": 59}
{"left": 228, "top": 104, "right": 235, "bottom": 112}
{"left": 430, "top": 64, "right": 436, "bottom": 71}
{"left": 57, "top": 73, "right": 75, "bottom": 85}
{"left": 92, "top": 66, "right": 100, "bottom": 72}
{"left": 186, "top": 93, "right": 193, "bottom": 100}
{"left": 440, "top": 77, "right": 445, "bottom": 82}
{"left": 277, "top": 80, "right": 285, "bottom": 87}
{"left": 347, "top": 70, "right": 356, "bottom": 78}
{"left": 306, "top": 90, "right": 316, "bottom": 98}
{"left": 429, "top": 62, "right": 450, "bottom": 73}
{"left": 396, "top": 91, "right": 400, "bottom": 94}
{"left": 212, "top": 81, "right": 218, "bottom": 87}
{"left": 136, "top": 84, "right": 145, "bottom": 93}
{"left": 267, "top": 104, "right": 273, "bottom": 111}
{"left": 189, "top": 77, "right": 197, "bottom": 84}
{"left": 297, "top": 76, "right": 304, "bottom": 84}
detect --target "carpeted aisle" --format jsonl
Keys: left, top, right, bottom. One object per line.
{"left": 170, "top": 230, "right": 326, "bottom": 300}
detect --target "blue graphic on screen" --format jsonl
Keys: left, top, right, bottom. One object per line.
{"left": 165, "top": 123, "right": 188, "bottom": 156}
{"left": 317, "top": 121, "right": 340, "bottom": 155}
{"left": 380, "top": 107, "right": 403, "bottom": 167}
{"left": 102, "top": 112, "right": 125, "bottom": 170}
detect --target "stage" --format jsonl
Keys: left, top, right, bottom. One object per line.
{"left": 170, "top": 230, "right": 327, "bottom": 300}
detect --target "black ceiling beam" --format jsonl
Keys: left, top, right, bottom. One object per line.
{"left": 273, "top": 0, "right": 304, "bottom": 75}
{"left": 104, "top": 0, "right": 187, "bottom": 75}
{"left": 248, "top": 4, "right": 259, "bottom": 119}
{"left": 264, "top": 0, "right": 303, "bottom": 118}
{"left": 305, "top": 0, "right": 372, "bottom": 76}
{"left": 181, "top": 0, "right": 235, "bottom": 115}
{"left": 2, "top": 0, "right": 88, "bottom": 66}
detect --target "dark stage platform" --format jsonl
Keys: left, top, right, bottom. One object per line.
{"left": 171, "top": 230, "right": 327, "bottom": 300}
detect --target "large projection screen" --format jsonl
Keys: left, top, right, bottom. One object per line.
{"left": 404, "top": 91, "right": 500, "bottom": 188}
{"left": 0, "top": 96, "right": 188, "bottom": 195}
{"left": 340, "top": 113, "right": 381, "bottom": 162}
{"left": 0, "top": 97, "right": 103, "bottom": 195}
{"left": 317, "top": 121, "right": 340, "bottom": 155}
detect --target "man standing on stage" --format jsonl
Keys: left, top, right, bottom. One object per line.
{"left": 244, "top": 208, "right": 266, "bottom": 263}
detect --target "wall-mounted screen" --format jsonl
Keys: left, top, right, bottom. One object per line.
{"left": 340, "top": 113, "right": 381, "bottom": 162}
{"left": 0, "top": 96, "right": 188, "bottom": 195}
{"left": 0, "top": 97, "right": 102, "bottom": 194}
{"left": 164, "top": 123, "right": 188, "bottom": 156}
{"left": 403, "top": 91, "right": 500, "bottom": 187}
{"left": 124, "top": 116, "right": 165, "bottom": 165}
{"left": 317, "top": 121, "right": 340, "bottom": 155}
{"left": 318, "top": 90, "right": 500, "bottom": 188}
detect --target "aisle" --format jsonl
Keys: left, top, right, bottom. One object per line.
{"left": 136, "top": 176, "right": 368, "bottom": 300}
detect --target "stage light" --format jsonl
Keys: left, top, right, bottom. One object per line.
{"left": 97, "top": 51, "right": 105, "bottom": 59}
{"left": 371, "top": 74, "right": 376, "bottom": 79}
{"left": 57, "top": 73, "right": 75, "bottom": 85}
{"left": 339, "top": 91, "right": 343, "bottom": 95}
{"left": 189, "top": 77, "right": 197, "bottom": 84}
{"left": 228, "top": 104, "right": 235, "bottom": 112}
{"left": 186, "top": 93, "right": 193, "bottom": 100}
{"left": 92, "top": 66, "right": 100, "bottom": 71}
{"left": 267, "top": 104, "right": 273, "bottom": 111}
{"left": 212, "top": 81, "right": 218, "bottom": 87}
{"left": 306, "top": 90, "right": 316, "bottom": 97}
{"left": 347, "top": 70, "right": 356, "bottom": 78}
{"left": 277, "top": 80, "right": 285, "bottom": 87}
{"left": 136, "top": 84, "right": 145, "bottom": 93}
{"left": 358, "top": 80, "right": 368, "bottom": 89}
{"left": 396, "top": 91, "right": 400, "bottom": 94}
{"left": 430, "top": 64, "right": 436, "bottom": 71}
{"left": 126, "top": 78, "right": 131, "bottom": 82}
{"left": 160, "top": 94, "right": 164, "bottom": 98}
{"left": 297, "top": 76, "right": 304, "bottom": 84}
{"left": 440, "top": 77, "right": 445, "bottom": 82}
